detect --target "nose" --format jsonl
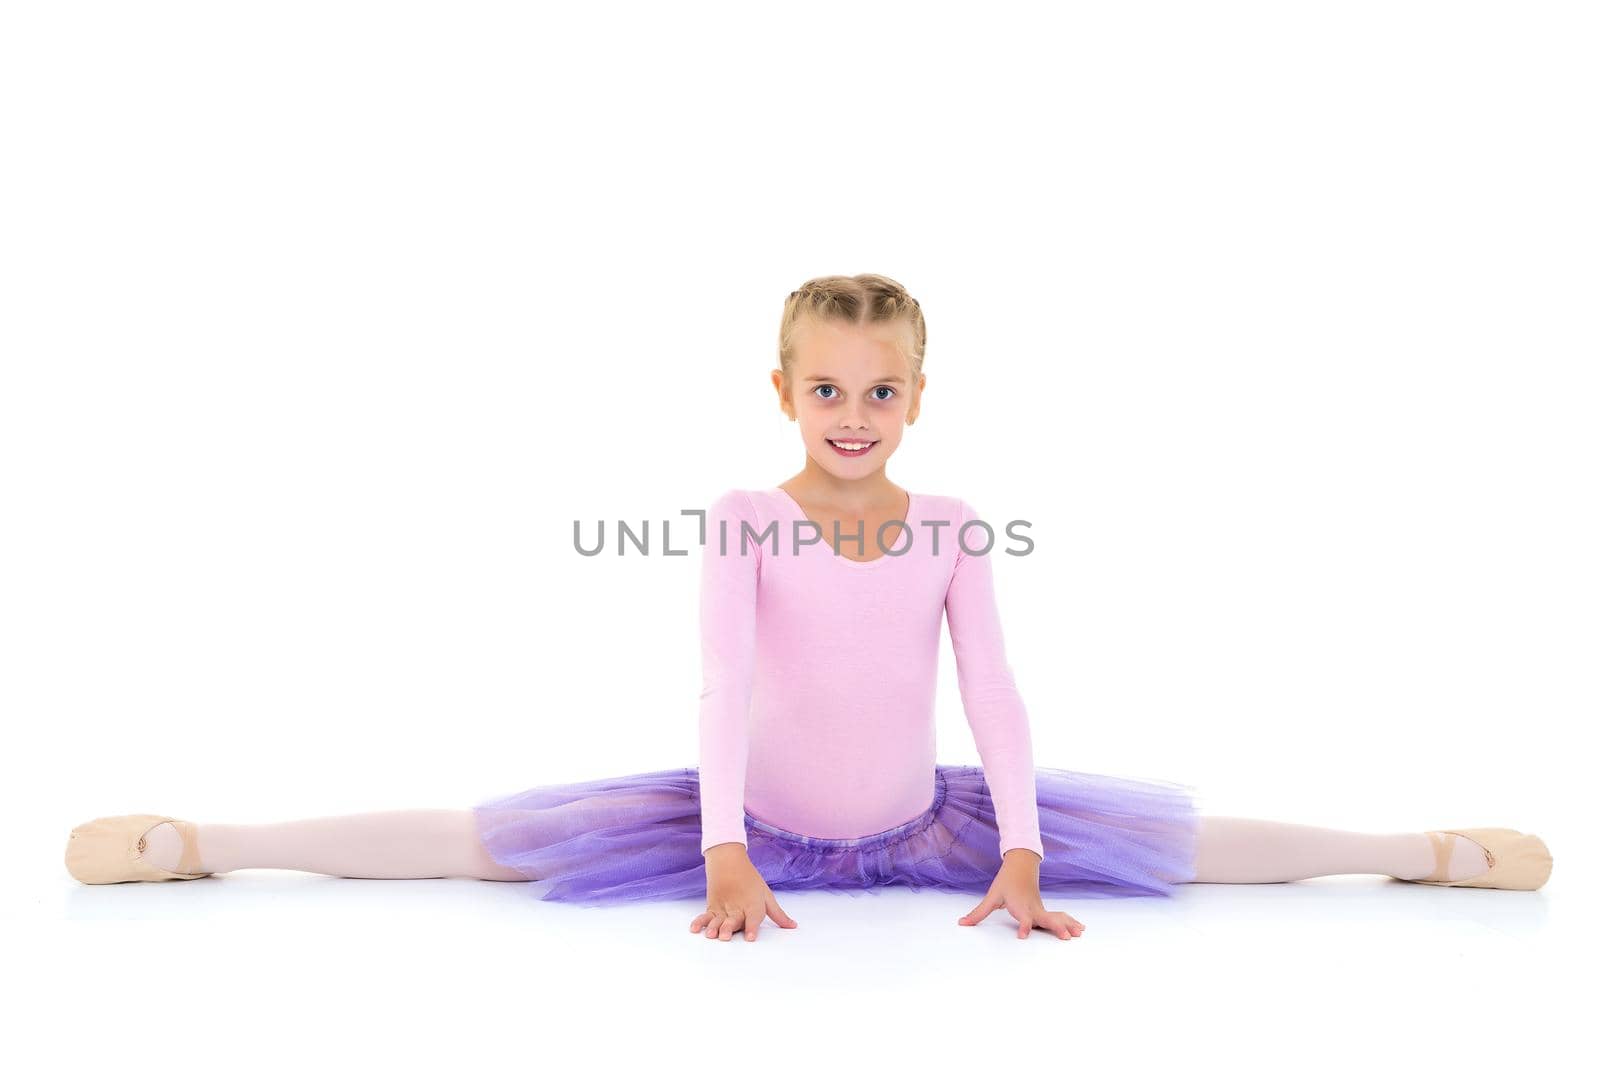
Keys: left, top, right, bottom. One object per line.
{"left": 838, "top": 397, "right": 871, "bottom": 430}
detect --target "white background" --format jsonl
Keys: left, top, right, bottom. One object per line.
{"left": 3, "top": 1, "right": 1594, "bottom": 1063}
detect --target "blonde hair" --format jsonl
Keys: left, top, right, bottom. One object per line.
{"left": 778, "top": 273, "right": 926, "bottom": 385}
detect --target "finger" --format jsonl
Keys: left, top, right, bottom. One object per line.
{"left": 745, "top": 912, "right": 761, "bottom": 942}
{"left": 1005, "top": 902, "right": 1037, "bottom": 938}
{"left": 1042, "top": 912, "right": 1072, "bottom": 939}
{"left": 690, "top": 911, "right": 711, "bottom": 934}
{"left": 720, "top": 908, "right": 742, "bottom": 941}
{"left": 959, "top": 896, "right": 1000, "bottom": 926}
{"left": 768, "top": 898, "right": 798, "bottom": 928}
{"left": 703, "top": 913, "right": 724, "bottom": 939}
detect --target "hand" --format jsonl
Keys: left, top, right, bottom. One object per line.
{"left": 958, "top": 848, "right": 1085, "bottom": 940}
{"left": 691, "top": 843, "right": 798, "bottom": 942}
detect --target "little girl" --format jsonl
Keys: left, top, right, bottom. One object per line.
{"left": 64, "top": 273, "right": 1553, "bottom": 942}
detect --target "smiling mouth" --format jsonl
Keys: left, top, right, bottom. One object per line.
{"left": 826, "top": 438, "right": 878, "bottom": 455}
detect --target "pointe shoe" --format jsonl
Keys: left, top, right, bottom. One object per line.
{"left": 1394, "top": 827, "right": 1552, "bottom": 891}
{"left": 65, "top": 814, "right": 212, "bottom": 884}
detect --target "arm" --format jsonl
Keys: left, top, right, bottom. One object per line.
{"left": 697, "top": 489, "right": 761, "bottom": 855}
{"left": 945, "top": 498, "right": 1045, "bottom": 861}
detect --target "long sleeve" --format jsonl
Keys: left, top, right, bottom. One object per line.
{"left": 697, "top": 489, "right": 761, "bottom": 855}
{"left": 944, "top": 498, "right": 1045, "bottom": 861}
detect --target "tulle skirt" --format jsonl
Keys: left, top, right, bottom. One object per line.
{"left": 472, "top": 764, "right": 1200, "bottom": 907}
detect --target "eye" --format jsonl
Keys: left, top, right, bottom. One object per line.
{"left": 813, "top": 384, "right": 838, "bottom": 400}
{"left": 872, "top": 386, "right": 896, "bottom": 401}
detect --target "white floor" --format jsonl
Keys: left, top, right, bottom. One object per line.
{"left": 14, "top": 850, "right": 1587, "bottom": 1066}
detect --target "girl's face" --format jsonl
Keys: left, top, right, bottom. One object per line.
{"left": 775, "top": 318, "right": 923, "bottom": 482}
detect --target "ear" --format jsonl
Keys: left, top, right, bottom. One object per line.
{"left": 907, "top": 373, "right": 926, "bottom": 423}
{"left": 770, "top": 368, "right": 791, "bottom": 419}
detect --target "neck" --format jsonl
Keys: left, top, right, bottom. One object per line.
{"left": 786, "top": 458, "right": 900, "bottom": 510}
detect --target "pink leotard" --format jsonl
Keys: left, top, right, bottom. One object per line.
{"left": 696, "top": 486, "right": 1045, "bottom": 860}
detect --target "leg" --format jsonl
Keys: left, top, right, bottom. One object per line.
{"left": 1187, "top": 815, "right": 1490, "bottom": 884}
{"left": 138, "top": 809, "right": 529, "bottom": 881}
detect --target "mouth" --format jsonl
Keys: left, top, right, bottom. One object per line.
{"left": 826, "top": 438, "right": 878, "bottom": 457}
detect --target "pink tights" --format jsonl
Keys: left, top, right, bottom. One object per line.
{"left": 142, "top": 811, "right": 1450, "bottom": 884}
{"left": 151, "top": 810, "right": 527, "bottom": 881}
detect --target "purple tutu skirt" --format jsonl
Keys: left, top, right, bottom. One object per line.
{"left": 473, "top": 764, "right": 1200, "bottom": 907}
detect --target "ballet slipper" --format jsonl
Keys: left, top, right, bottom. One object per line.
{"left": 1393, "top": 827, "right": 1552, "bottom": 891}
{"left": 64, "top": 814, "right": 212, "bottom": 884}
